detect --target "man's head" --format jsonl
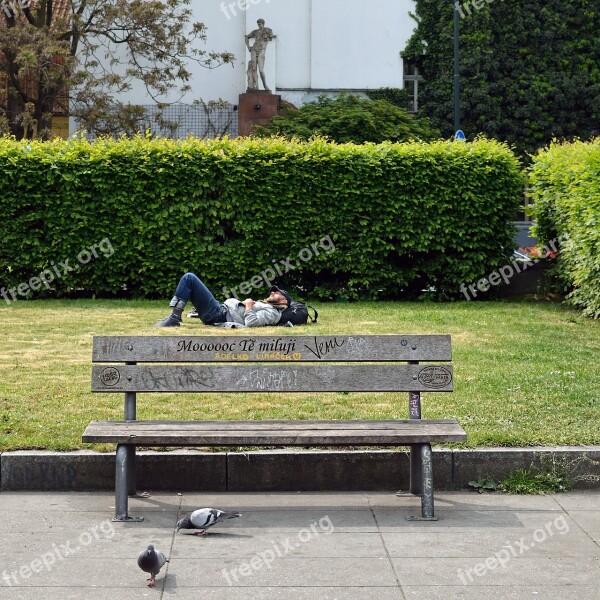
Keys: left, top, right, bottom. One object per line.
{"left": 267, "top": 285, "right": 292, "bottom": 306}
{"left": 257, "top": 18, "right": 265, "bottom": 27}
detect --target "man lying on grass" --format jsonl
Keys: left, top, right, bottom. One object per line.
{"left": 155, "top": 272, "right": 292, "bottom": 328}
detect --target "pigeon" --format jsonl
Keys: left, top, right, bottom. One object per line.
{"left": 176, "top": 507, "right": 242, "bottom": 536}
{"left": 137, "top": 544, "right": 169, "bottom": 587}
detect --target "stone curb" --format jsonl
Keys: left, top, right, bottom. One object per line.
{"left": 1, "top": 447, "right": 599, "bottom": 492}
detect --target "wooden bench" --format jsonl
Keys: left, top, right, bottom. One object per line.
{"left": 83, "top": 334, "right": 466, "bottom": 522}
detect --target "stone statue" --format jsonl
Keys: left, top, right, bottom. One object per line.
{"left": 245, "top": 18, "right": 274, "bottom": 91}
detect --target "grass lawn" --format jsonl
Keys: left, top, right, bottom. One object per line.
{"left": 0, "top": 298, "right": 598, "bottom": 451}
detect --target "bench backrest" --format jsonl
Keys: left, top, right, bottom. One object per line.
{"left": 92, "top": 335, "right": 452, "bottom": 419}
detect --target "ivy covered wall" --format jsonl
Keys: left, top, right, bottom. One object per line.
{"left": 403, "top": 0, "right": 600, "bottom": 157}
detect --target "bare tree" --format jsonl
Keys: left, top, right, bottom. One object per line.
{"left": 0, "top": 0, "right": 234, "bottom": 139}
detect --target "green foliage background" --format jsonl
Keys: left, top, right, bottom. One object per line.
{"left": 529, "top": 138, "right": 600, "bottom": 318}
{"left": 0, "top": 136, "right": 522, "bottom": 301}
{"left": 403, "top": 0, "right": 600, "bottom": 157}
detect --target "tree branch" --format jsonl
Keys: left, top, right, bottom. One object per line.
{"left": 46, "top": 0, "right": 54, "bottom": 28}
{"left": 21, "top": 6, "right": 36, "bottom": 26}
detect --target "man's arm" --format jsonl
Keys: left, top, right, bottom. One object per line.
{"left": 243, "top": 300, "right": 281, "bottom": 327}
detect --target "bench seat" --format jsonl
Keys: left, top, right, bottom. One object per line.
{"left": 83, "top": 418, "right": 467, "bottom": 446}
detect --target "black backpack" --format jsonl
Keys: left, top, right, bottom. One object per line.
{"left": 278, "top": 301, "right": 318, "bottom": 326}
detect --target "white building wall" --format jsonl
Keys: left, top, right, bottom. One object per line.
{"left": 70, "top": 0, "right": 416, "bottom": 132}
{"left": 310, "top": 0, "right": 408, "bottom": 90}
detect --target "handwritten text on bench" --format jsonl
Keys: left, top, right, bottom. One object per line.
{"left": 237, "top": 369, "right": 298, "bottom": 390}
{"left": 174, "top": 336, "right": 363, "bottom": 361}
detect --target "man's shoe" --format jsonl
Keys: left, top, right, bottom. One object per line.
{"left": 154, "top": 314, "right": 182, "bottom": 327}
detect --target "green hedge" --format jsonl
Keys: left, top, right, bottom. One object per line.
{"left": 529, "top": 139, "right": 600, "bottom": 318}
{"left": 0, "top": 135, "right": 522, "bottom": 302}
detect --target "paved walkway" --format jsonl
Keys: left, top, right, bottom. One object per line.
{"left": 0, "top": 490, "right": 599, "bottom": 599}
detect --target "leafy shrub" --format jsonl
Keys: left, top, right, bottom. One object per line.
{"left": 365, "top": 88, "right": 410, "bottom": 109}
{"left": 254, "top": 94, "right": 439, "bottom": 144}
{"left": 468, "top": 477, "right": 498, "bottom": 493}
{"left": 0, "top": 135, "right": 522, "bottom": 301}
{"left": 500, "top": 468, "right": 571, "bottom": 494}
{"left": 529, "top": 138, "right": 600, "bottom": 317}
{"left": 499, "top": 455, "right": 575, "bottom": 495}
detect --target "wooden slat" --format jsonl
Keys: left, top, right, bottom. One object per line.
{"left": 92, "top": 335, "right": 452, "bottom": 363}
{"left": 92, "top": 363, "right": 453, "bottom": 393}
{"left": 82, "top": 419, "right": 467, "bottom": 445}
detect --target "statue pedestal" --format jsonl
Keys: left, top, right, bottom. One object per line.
{"left": 238, "top": 91, "right": 281, "bottom": 136}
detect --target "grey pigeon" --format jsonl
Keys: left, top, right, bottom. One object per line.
{"left": 176, "top": 507, "right": 242, "bottom": 536}
{"left": 137, "top": 544, "right": 169, "bottom": 587}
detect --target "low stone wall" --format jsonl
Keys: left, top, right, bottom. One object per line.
{"left": 2, "top": 447, "right": 599, "bottom": 491}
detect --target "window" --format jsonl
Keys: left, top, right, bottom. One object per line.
{"left": 403, "top": 61, "right": 423, "bottom": 112}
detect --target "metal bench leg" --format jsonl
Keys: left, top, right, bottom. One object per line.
{"left": 113, "top": 444, "right": 144, "bottom": 523}
{"left": 409, "top": 446, "right": 422, "bottom": 495}
{"left": 127, "top": 445, "right": 136, "bottom": 497}
{"left": 408, "top": 390, "right": 423, "bottom": 495}
{"left": 407, "top": 444, "right": 438, "bottom": 521}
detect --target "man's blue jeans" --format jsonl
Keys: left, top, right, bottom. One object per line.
{"left": 174, "top": 272, "right": 226, "bottom": 324}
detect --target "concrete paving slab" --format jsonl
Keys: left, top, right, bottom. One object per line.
{"left": 0, "top": 491, "right": 117, "bottom": 512}
{"left": 554, "top": 490, "right": 600, "bottom": 511}
{"left": 167, "top": 557, "right": 398, "bottom": 587}
{"left": 173, "top": 530, "right": 387, "bottom": 559}
{"left": 568, "top": 511, "right": 600, "bottom": 541}
{"left": 382, "top": 518, "right": 597, "bottom": 559}
{"left": 180, "top": 490, "right": 374, "bottom": 508}
{"left": 367, "top": 490, "right": 563, "bottom": 510}
{"left": 0, "top": 531, "right": 176, "bottom": 561}
{"left": 402, "top": 586, "right": 600, "bottom": 599}
{"left": 179, "top": 508, "right": 378, "bottom": 533}
{"left": 1, "top": 590, "right": 163, "bottom": 600}
{"left": 0, "top": 557, "right": 167, "bottom": 588}
{"left": 373, "top": 506, "right": 534, "bottom": 529}
{"left": 0, "top": 490, "right": 598, "bottom": 598}
{"left": 158, "top": 589, "right": 404, "bottom": 600}
{"left": 5, "top": 510, "right": 179, "bottom": 532}
{"left": 0, "top": 490, "right": 184, "bottom": 512}
{"left": 417, "top": 492, "right": 563, "bottom": 511}
{"left": 392, "top": 556, "right": 600, "bottom": 587}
